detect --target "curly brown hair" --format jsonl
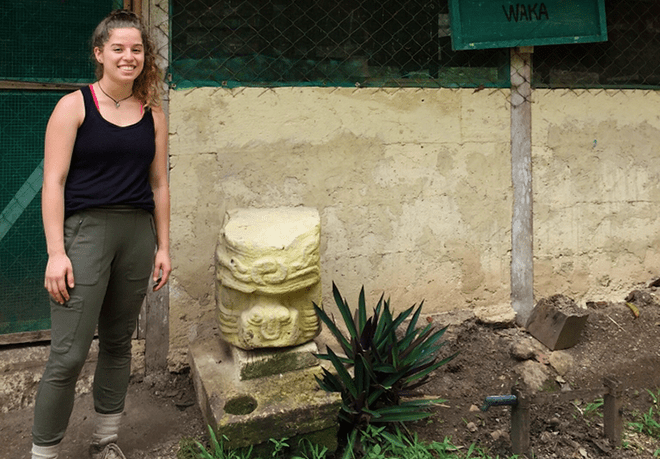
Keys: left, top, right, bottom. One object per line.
{"left": 91, "top": 10, "right": 162, "bottom": 107}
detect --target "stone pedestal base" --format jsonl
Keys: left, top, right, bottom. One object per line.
{"left": 189, "top": 327, "right": 341, "bottom": 451}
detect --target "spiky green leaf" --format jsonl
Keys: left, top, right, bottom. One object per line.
{"left": 314, "top": 352, "right": 353, "bottom": 366}
{"left": 358, "top": 286, "right": 367, "bottom": 334}
{"left": 375, "top": 305, "right": 415, "bottom": 350}
{"left": 399, "top": 325, "right": 436, "bottom": 362}
{"left": 314, "top": 283, "right": 458, "bottom": 437}
{"left": 366, "top": 387, "right": 387, "bottom": 406}
{"left": 313, "top": 302, "right": 352, "bottom": 357}
{"left": 405, "top": 301, "right": 424, "bottom": 337}
{"left": 326, "top": 346, "right": 358, "bottom": 399}
{"left": 403, "top": 352, "right": 459, "bottom": 386}
{"left": 315, "top": 368, "right": 346, "bottom": 393}
{"left": 369, "top": 410, "right": 432, "bottom": 423}
{"left": 333, "top": 282, "right": 358, "bottom": 340}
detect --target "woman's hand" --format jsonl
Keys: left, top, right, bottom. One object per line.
{"left": 44, "top": 252, "right": 75, "bottom": 304}
{"left": 152, "top": 248, "right": 171, "bottom": 291}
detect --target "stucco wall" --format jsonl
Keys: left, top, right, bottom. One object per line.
{"left": 167, "top": 87, "right": 660, "bottom": 355}
{"left": 168, "top": 87, "right": 512, "bottom": 352}
{"left": 532, "top": 89, "right": 660, "bottom": 301}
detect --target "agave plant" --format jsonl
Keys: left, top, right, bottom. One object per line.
{"left": 313, "top": 282, "right": 457, "bottom": 435}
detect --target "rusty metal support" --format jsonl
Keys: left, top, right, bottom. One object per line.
{"left": 603, "top": 376, "right": 623, "bottom": 446}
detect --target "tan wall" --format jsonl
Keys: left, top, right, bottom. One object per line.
{"left": 532, "top": 89, "right": 660, "bottom": 301}
{"left": 167, "top": 87, "right": 660, "bottom": 355}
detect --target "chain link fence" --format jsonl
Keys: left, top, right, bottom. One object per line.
{"left": 169, "top": 0, "right": 660, "bottom": 91}
{"left": 170, "top": 0, "right": 509, "bottom": 89}
{"left": 0, "top": 1, "right": 118, "bottom": 338}
{"left": 1, "top": 0, "right": 658, "bottom": 339}
{"left": 534, "top": 0, "right": 660, "bottom": 89}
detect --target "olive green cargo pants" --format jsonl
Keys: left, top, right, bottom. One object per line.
{"left": 32, "top": 207, "right": 156, "bottom": 446}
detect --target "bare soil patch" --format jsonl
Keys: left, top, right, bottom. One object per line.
{"left": 2, "top": 283, "right": 660, "bottom": 458}
{"left": 413, "top": 282, "right": 660, "bottom": 458}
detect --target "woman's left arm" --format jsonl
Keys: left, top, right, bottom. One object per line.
{"left": 149, "top": 106, "right": 171, "bottom": 291}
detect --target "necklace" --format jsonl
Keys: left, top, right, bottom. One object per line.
{"left": 97, "top": 82, "right": 133, "bottom": 108}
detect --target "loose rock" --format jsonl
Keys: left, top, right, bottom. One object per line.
{"left": 549, "top": 350, "right": 574, "bottom": 376}
{"left": 509, "top": 339, "right": 536, "bottom": 361}
{"left": 515, "top": 360, "right": 550, "bottom": 390}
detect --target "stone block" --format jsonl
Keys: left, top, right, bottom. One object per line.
{"left": 232, "top": 341, "right": 320, "bottom": 380}
{"left": 525, "top": 295, "right": 588, "bottom": 350}
{"left": 189, "top": 327, "right": 341, "bottom": 451}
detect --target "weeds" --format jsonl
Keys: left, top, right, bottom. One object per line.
{"left": 629, "top": 406, "right": 660, "bottom": 438}
{"left": 572, "top": 398, "right": 603, "bottom": 426}
{"left": 178, "top": 426, "right": 519, "bottom": 459}
{"left": 344, "top": 425, "right": 518, "bottom": 459}
{"left": 177, "top": 426, "right": 252, "bottom": 459}
{"left": 628, "top": 389, "right": 660, "bottom": 437}
{"left": 291, "top": 439, "right": 329, "bottom": 459}
{"left": 626, "top": 388, "right": 660, "bottom": 457}
{"left": 270, "top": 438, "right": 290, "bottom": 457}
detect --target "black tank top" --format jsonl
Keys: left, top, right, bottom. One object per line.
{"left": 64, "top": 85, "right": 156, "bottom": 218}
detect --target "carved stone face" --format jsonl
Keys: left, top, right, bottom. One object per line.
{"left": 219, "top": 286, "right": 319, "bottom": 349}
{"left": 215, "top": 207, "right": 322, "bottom": 350}
{"left": 241, "top": 304, "right": 295, "bottom": 343}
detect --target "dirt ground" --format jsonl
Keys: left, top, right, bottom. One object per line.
{"left": 413, "top": 281, "right": 660, "bottom": 459}
{"left": 2, "top": 281, "right": 660, "bottom": 459}
{"left": 0, "top": 369, "right": 204, "bottom": 459}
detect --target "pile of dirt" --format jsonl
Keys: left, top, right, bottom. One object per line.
{"left": 413, "top": 282, "right": 660, "bottom": 458}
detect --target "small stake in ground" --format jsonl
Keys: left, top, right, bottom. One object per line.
{"left": 603, "top": 376, "right": 623, "bottom": 447}
{"left": 482, "top": 378, "right": 624, "bottom": 457}
{"left": 510, "top": 387, "right": 530, "bottom": 456}
{"left": 480, "top": 388, "right": 531, "bottom": 457}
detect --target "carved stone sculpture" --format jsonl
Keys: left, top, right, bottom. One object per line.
{"left": 215, "top": 207, "right": 321, "bottom": 349}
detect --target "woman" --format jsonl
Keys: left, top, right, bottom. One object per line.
{"left": 32, "top": 10, "right": 170, "bottom": 459}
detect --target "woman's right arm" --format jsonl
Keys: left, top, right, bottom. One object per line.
{"left": 42, "top": 91, "right": 84, "bottom": 304}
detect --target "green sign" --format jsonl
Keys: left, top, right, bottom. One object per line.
{"left": 449, "top": 0, "right": 608, "bottom": 50}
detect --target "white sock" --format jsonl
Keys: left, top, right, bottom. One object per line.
{"left": 92, "top": 412, "right": 122, "bottom": 445}
{"left": 31, "top": 443, "right": 60, "bottom": 459}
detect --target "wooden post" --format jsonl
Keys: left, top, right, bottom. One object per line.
{"left": 124, "top": 0, "right": 143, "bottom": 16}
{"left": 511, "top": 386, "right": 531, "bottom": 456}
{"left": 145, "top": 282, "right": 169, "bottom": 374}
{"left": 142, "top": 0, "right": 170, "bottom": 375}
{"left": 510, "top": 47, "right": 534, "bottom": 327}
{"left": 603, "top": 376, "right": 623, "bottom": 446}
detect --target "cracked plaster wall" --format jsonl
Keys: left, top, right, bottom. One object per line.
{"left": 167, "top": 87, "right": 660, "bottom": 355}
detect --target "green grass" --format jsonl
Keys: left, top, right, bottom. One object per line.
{"left": 571, "top": 397, "right": 604, "bottom": 427}
{"left": 177, "top": 426, "right": 253, "bottom": 459}
{"left": 627, "top": 388, "right": 660, "bottom": 456}
{"left": 177, "top": 425, "right": 519, "bottom": 459}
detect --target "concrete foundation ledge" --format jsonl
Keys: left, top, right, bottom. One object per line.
{"left": 0, "top": 340, "right": 104, "bottom": 413}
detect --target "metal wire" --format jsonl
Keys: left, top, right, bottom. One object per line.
{"left": 170, "top": 0, "right": 509, "bottom": 88}
{"left": 168, "top": 0, "right": 660, "bottom": 91}
{"left": 0, "top": 1, "right": 116, "bottom": 336}
{"left": 2, "top": 0, "right": 659, "bottom": 338}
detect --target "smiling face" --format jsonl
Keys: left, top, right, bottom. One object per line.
{"left": 94, "top": 27, "right": 144, "bottom": 84}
